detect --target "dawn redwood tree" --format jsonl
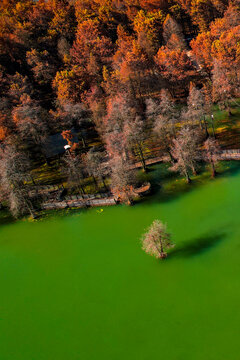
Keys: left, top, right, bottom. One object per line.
{"left": 57, "top": 36, "right": 71, "bottom": 61}
{"left": 70, "top": 18, "right": 113, "bottom": 89}
{"left": 124, "top": 116, "right": 147, "bottom": 172}
{"left": 163, "top": 14, "right": 186, "bottom": 50}
{"left": 0, "top": 145, "right": 35, "bottom": 217}
{"left": 141, "top": 220, "right": 174, "bottom": 259}
{"left": 115, "top": 39, "right": 151, "bottom": 102}
{"left": 152, "top": 89, "right": 178, "bottom": 160}
{"left": 0, "top": 110, "right": 13, "bottom": 141}
{"left": 154, "top": 114, "right": 174, "bottom": 161}
{"left": 8, "top": 73, "right": 33, "bottom": 105}
{"left": 170, "top": 126, "right": 201, "bottom": 183}
{"left": 112, "top": 26, "right": 153, "bottom": 103}
{"left": 103, "top": 93, "right": 139, "bottom": 136}
{"left": 155, "top": 47, "right": 197, "bottom": 93}
{"left": 47, "top": 0, "right": 76, "bottom": 41}
{"left": 74, "top": 0, "right": 118, "bottom": 31}
{"left": 211, "top": 0, "right": 229, "bottom": 14}
{"left": 84, "top": 148, "right": 108, "bottom": 191}
{"left": 110, "top": 156, "right": 137, "bottom": 205}
{"left": 211, "top": 20, "right": 240, "bottom": 103}
{"left": 0, "top": 126, "right": 9, "bottom": 143}
{"left": 84, "top": 85, "right": 107, "bottom": 129}
{"left": 212, "top": 60, "right": 235, "bottom": 116}
{"left": 211, "top": 23, "right": 240, "bottom": 78}
{"left": 103, "top": 96, "right": 131, "bottom": 161}
{"left": 133, "top": 9, "right": 164, "bottom": 53}
{"left": 158, "top": 89, "right": 178, "bottom": 135}
{"left": 139, "top": 0, "right": 169, "bottom": 11}
{"left": 145, "top": 98, "right": 161, "bottom": 119}
{"left": 189, "top": 0, "right": 218, "bottom": 32}
{"left": 204, "top": 137, "right": 221, "bottom": 177}
{"left": 191, "top": 3, "right": 240, "bottom": 78}
{"left": 184, "top": 85, "right": 207, "bottom": 134}
{"left": 104, "top": 127, "right": 128, "bottom": 162}
{"left": 26, "top": 49, "right": 56, "bottom": 86}
{"left": 62, "top": 102, "right": 87, "bottom": 128}
{"left": 53, "top": 69, "right": 82, "bottom": 105}
{"left": 112, "top": 25, "right": 134, "bottom": 74}
{"left": 12, "top": 102, "right": 48, "bottom": 150}
{"left": 212, "top": 58, "right": 240, "bottom": 116}
{"left": 203, "top": 82, "right": 216, "bottom": 138}
{"left": 0, "top": 0, "right": 34, "bottom": 70}
{"left": 61, "top": 152, "right": 86, "bottom": 194}
{"left": 190, "top": 31, "right": 213, "bottom": 77}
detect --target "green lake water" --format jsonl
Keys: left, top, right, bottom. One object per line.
{"left": 0, "top": 164, "right": 240, "bottom": 360}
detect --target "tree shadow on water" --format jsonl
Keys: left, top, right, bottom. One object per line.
{"left": 169, "top": 232, "right": 226, "bottom": 259}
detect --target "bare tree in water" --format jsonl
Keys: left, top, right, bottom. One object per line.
{"left": 141, "top": 220, "right": 174, "bottom": 259}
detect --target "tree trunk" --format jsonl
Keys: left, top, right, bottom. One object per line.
{"left": 80, "top": 185, "right": 85, "bottom": 194}
{"left": 203, "top": 116, "right": 209, "bottom": 138}
{"left": 101, "top": 177, "right": 108, "bottom": 192}
{"left": 26, "top": 200, "right": 35, "bottom": 218}
{"left": 92, "top": 175, "right": 99, "bottom": 190}
{"left": 185, "top": 169, "right": 191, "bottom": 184}
{"left": 210, "top": 159, "right": 216, "bottom": 178}
{"left": 167, "top": 148, "right": 175, "bottom": 163}
{"left": 81, "top": 137, "right": 86, "bottom": 148}
{"left": 30, "top": 174, "right": 36, "bottom": 186}
{"left": 137, "top": 143, "right": 146, "bottom": 172}
{"left": 225, "top": 101, "right": 232, "bottom": 116}
{"left": 171, "top": 120, "right": 176, "bottom": 138}
{"left": 159, "top": 239, "right": 167, "bottom": 259}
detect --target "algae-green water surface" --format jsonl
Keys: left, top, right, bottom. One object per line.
{"left": 0, "top": 165, "right": 240, "bottom": 360}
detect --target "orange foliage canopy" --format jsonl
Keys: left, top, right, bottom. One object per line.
{"left": 155, "top": 48, "right": 196, "bottom": 82}
{"left": 139, "top": 0, "right": 169, "bottom": 11}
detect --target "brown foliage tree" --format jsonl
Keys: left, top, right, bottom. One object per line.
{"left": 110, "top": 156, "right": 138, "bottom": 205}
{"left": 0, "top": 145, "right": 35, "bottom": 217}
{"left": 204, "top": 137, "right": 221, "bottom": 177}
{"left": 170, "top": 126, "right": 201, "bottom": 182}
{"left": 141, "top": 220, "right": 174, "bottom": 259}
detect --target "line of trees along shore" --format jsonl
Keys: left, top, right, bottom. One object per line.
{"left": 0, "top": 0, "right": 239, "bottom": 217}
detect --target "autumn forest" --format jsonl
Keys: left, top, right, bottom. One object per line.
{"left": 0, "top": 0, "right": 239, "bottom": 217}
